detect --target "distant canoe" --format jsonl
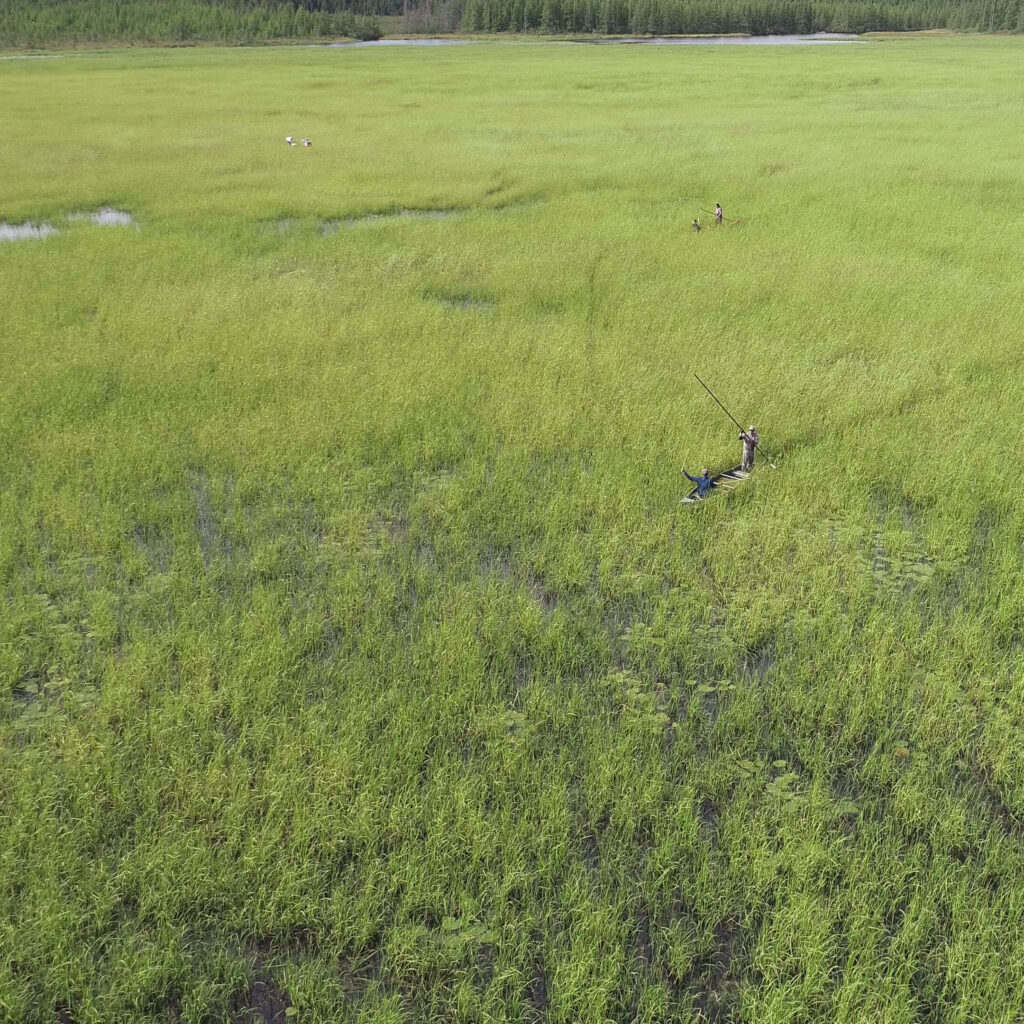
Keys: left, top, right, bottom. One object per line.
{"left": 681, "top": 465, "right": 750, "bottom": 504}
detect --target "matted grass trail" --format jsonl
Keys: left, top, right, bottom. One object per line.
{"left": 3, "top": 35, "right": 1024, "bottom": 1023}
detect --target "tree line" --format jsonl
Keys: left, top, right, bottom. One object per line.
{"left": 461, "top": 0, "right": 1024, "bottom": 32}
{"left": 0, "top": 0, "right": 383, "bottom": 47}
{"left": 2, "top": 0, "right": 1023, "bottom": 48}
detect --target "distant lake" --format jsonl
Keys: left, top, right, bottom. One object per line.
{"left": 586, "top": 33, "right": 861, "bottom": 44}
{"left": 327, "top": 33, "right": 861, "bottom": 48}
{"left": 328, "top": 38, "right": 469, "bottom": 47}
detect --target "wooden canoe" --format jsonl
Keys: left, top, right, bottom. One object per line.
{"left": 681, "top": 465, "right": 750, "bottom": 504}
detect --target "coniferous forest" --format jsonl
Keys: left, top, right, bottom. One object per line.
{"left": 461, "top": 0, "right": 1024, "bottom": 35}
{"left": 1, "top": 0, "right": 1024, "bottom": 46}
{"left": 0, "top": 0, "right": 384, "bottom": 47}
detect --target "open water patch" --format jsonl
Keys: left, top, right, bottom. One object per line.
{"left": 67, "top": 206, "right": 137, "bottom": 227}
{"left": 586, "top": 32, "right": 859, "bottom": 44}
{"left": 327, "top": 38, "right": 470, "bottom": 47}
{"left": 0, "top": 221, "right": 59, "bottom": 243}
{"left": 1, "top": 207, "right": 137, "bottom": 243}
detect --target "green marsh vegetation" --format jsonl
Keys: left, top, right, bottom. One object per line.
{"left": 3, "top": 36, "right": 1024, "bottom": 1022}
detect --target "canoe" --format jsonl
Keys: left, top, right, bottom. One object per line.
{"left": 681, "top": 465, "right": 749, "bottom": 504}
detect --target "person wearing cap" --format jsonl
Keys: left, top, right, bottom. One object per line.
{"left": 683, "top": 468, "right": 715, "bottom": 498}
{"left": 715, "top": 203, "right": 723, "bottom": 224}
{"left": 739, "top": 426, "right": 760, "bottom": 472}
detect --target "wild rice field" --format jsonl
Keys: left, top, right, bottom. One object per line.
{"left": 2, "top": 34, "right": 1024, "bottom": 1023}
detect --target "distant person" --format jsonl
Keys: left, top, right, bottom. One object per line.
{"left": 692, "top": 218, "right": 701, "bottom": 233}
{"left": 740, "top": 425, "right": 759, "bottom": 472}
{"left": 285, "top": 136, "right": 297, "bottom": 146}
{"left": 715, "top": 203, "right": 723, "bottom": 224}
{"left": 683, "top": 467, "right": 715, "bottom": 498}
{"left": 302, "top": 138, "right": 312, "bottom": 147}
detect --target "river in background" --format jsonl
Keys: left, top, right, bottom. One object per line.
{"left": 327, "top": 33, "right": 860, "bottom": 47}
{"left": 602, "top": 33, "right": 860, "bottom": 43}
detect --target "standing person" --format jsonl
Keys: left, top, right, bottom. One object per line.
{"left": 739, "top": 425, "right": 759, "bottom": 472}
{"left": 683, "top": 468, "right": 715, "bottom": 498}
{"left": 692, "top": 218, "right": 702, "bottom": 233}
{"left": 715, "top": 203, "right": 723, "bottom": 225}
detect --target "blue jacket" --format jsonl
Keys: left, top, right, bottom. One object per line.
{"left": 684, "top": 470, "right": 714, "bottom": 497}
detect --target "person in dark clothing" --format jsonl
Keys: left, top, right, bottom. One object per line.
{"left": 683, "top": 468, "right": 715, "bottom": 498}
{"left": 740, "top": 425, "right": 759, "bottom": 472}
{"left": 692, "top": 218, "right": 701, "bottom": 233}
{"left": 715, "top": 203, "right": 723, "bottom": 224}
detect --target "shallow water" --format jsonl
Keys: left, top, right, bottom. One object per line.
{"left": 327, "top": 33, "right": 858, "bottom": 48}
{"left": 0, "top": 221, "right": 58, "bottom": 243}
{"left": 265, "top": 210, "right": 460, "bottom": 235}
{"left": 68, "top": 207, "right": 136, "bottom": 227}
{"left": 595, "top": 32, "right": 859, "bottom": 44}
{"left": 275, "top": 217, "right": 301, "bottom": 234}
{"left": 343, "top": 208, "right": 460, "bottom": 226}
{"left": 435, "top": 293, "right": 494, "bottom": 310}
{"left": 1, "top": 208, "right": 137, "bottom": 242}
{"left": 90, "top": 207, "right": 135, "bottom": 226}
{"left": 328, "top": 38, "right": 469, "bottom": 47}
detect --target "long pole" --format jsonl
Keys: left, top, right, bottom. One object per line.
{"left": 693, "top": 374, "right": 776, "bottom": 468}
{"left": 699, "top": 207, "right": 739, "bottom": 225}
{"left": 694, "top": 374, "right": 743, "bottom": 431}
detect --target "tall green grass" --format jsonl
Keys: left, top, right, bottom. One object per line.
{"left": 2, "top": 36, "right": 1024, "bottom": 1022}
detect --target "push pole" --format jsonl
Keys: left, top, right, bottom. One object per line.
{"left": 693, "top": 374, "right": 776, "bottom": 468}
{"left": 700, "top": 208, "right": 736, "bottom": 224}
